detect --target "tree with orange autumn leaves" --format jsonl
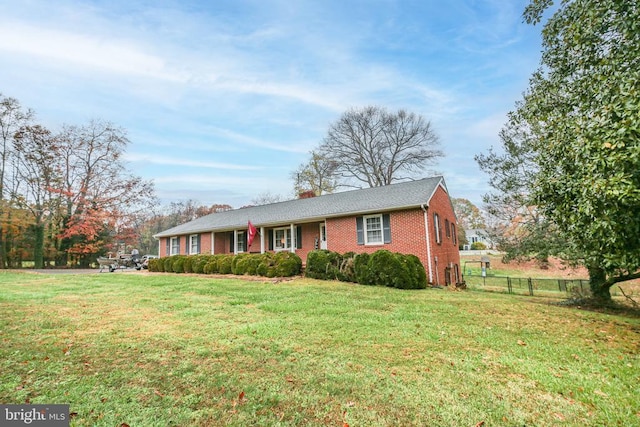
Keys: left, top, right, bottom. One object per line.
{"left": 1, "top": 93, "right": 156, "bottom": 267}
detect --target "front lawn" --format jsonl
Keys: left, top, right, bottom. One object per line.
{"left": 1, "top": 271, "right": 638, "bottom": 426}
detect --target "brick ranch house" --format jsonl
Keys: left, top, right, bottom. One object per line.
{"left": 154, "top": 176, "right": 461, "bottom": 286}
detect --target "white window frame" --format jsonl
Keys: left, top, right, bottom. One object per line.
{"left": 273, "top": 227, "right": 291, "bottom": 251}
{"left": 434, "top": 213, "right": 441, "bottom": 244}
{"left": 364, "top": 214, "right": 383, "bottom": 245}
{"left": 189, "top": 234, "right": 199, "bottom": 255}
{"left": 170, "top": 236, "right": 179, "bottom": 255}
{"left": 236, "top": 231, "right": 246, "bottom": 253}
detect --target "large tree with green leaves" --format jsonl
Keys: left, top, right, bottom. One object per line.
{"left": 481, "top": 0, "right": 640, "bottom": 301}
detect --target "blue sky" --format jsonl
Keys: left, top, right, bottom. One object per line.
{"left": 0, "top": 0, "right": 542, "bottom": 208}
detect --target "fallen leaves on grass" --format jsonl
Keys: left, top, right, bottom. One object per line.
{"left": 231, "top": 391, "right": 247, "bottom": 413}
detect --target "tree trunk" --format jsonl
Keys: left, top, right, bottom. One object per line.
{"left": 33, "top": 222, "right": 44, "bottom": 269}
{"left": 588, "top": 265, "right": 612, "bottom": 302}
{"left": 0, "top": 227, "right": 6, "bottom": 269}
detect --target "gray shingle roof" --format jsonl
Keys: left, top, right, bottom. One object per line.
{"left": 154, "top": 176, "right": 446, "bottom": 238}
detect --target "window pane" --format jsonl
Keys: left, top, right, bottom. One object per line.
{"left": 275, "top": 229, "right": 286, "bottom": 249}
{"left": 190, "top": 235, "right": 198, "bottom": 254}
{"left": 365, "top": 216, "right": 382, "bottom": 244}
{"left": 237, "top": 232, "right": 245, "bottom": 252}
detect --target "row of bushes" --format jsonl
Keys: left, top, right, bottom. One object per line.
{"left": 148, "top": 249, "right": 427, "bottom": 289}
{"left": 305, "top": 249, "right": 427, "bottom": 289}
{"left": 148, "top": 252, "right": 302, "bottom": 277}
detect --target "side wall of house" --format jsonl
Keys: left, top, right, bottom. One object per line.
{"left": 426, "top": 185, "right": 461, "bottom": 286}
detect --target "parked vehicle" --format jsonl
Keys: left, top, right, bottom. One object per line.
{"left": 140, "top": 255, "right": 158, "bottom": 270}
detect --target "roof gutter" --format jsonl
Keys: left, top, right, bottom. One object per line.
{"left": 421, "top": 203, "right": 434, "bottom": 284}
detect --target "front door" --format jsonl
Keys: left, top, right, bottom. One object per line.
{"left": 319, "top": 224, "right": 327, "bottom": 250}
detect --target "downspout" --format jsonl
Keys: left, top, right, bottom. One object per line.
{"left": 211, "top": 232, "right": 215, "bottom": 254}
{"left": 421, "top": 204, "right": 434, "bottom": 284}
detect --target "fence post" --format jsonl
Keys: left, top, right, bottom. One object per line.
{"left": 528, "top": 278, "right": 534, "bottom": 296}
{"left": 507, "top": 277, "right": 512, "bottom": 294}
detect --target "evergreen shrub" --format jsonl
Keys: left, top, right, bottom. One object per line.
{"left": 305, "top": 250, "right": 331, "bottom": 279}
{"left": 353, "top": 253, "right": 372, "bottom": 285}
{"left": 368, "top": 250, "right": 403, "bottom": 287}
{"left": 172, "top": 255, "right": 187, "bottom": 273}
{"left": 163, "top": 256, "right": 174, "bottom": 273}
{"left": 257, "top": 253, "right": 276, "bottom": 277}
{"left": 218, "top": 255, "right": 233, "bottom": 274}
{"left": 274, "top": 251, "right": 302, "bottom": 277}
{"left": 183, "top": 256, "right": 193, "bottom": 273}
{"left": 149, "top": 258, "right": 162, "bottom": 272}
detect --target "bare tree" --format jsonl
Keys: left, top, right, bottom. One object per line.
{"left": 291, "top": 150, "right": 338, "bottom": 196}
{"left": 55, "top": 119, "right": 156, "bottom": 266}
{"left": 320, "top": 106, "right": 442, "bottom": 187}
{"left": 250, "top": 192, "right": 286, "bottom": 206}
{"left": 0, "top": 94, "right": 35, "bottom": 268}
{"left": 12, "top": 125, "right": 61, "bottom": 268}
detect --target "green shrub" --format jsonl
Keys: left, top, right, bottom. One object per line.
{"left": 231, "top": 253, "right": 249, "bottom": 275}
{"left": 245, "top": 254, "right": 263, "bottom": 275}
{"left": 163, "top": 256, "right": 174, "bottom": 273}
{"left": 368, "top": 250, "right": 405, "bottom": 287}
{"left": 305, "top": 250, "right": 331, "bottom": 279}
{"left": 401, "top": 254, "right": 427, "bottom": 289}
{"left": 203, "top": 260, "right": 218, "bottom": 274}
{"left": 218, "top": 255, "right": 233, "bottom": 274}
{"left": 354, "top": 253, "right": 372, "bottom": 285}
{"left": 192, "top": 255, "right": 210, "bottom": 274}
{"left": 149, "top": 258, "right": 162, "bottom": 272}
{"left": 274, "top": 251, "right": 302, "bottom": 277}
{"left": 183, "top": 256, "right": 193, "bottom": 273}
{"left": 257, "top": 253, "right": 276, "bottom": 277}
{"left": 305, "top": 250, "right": 350, "bottom": 280}
{"left": 470, "top": 241, "right": 487, "bottom": 250}
{"left": 172, "top": 255, "right": 187, "bottom": 273}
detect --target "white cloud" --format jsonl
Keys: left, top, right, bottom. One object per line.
{"left": 126, "top": 154, "right": 262, "bottom": 170}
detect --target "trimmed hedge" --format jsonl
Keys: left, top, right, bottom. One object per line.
{"left": 149, "top": 250, "right": 425, "bottom": 289}
{"left": 305, "top": 249, "right": 427, "bottom": 289}
{"left": 305, "top": 250, "right": 355, "bottom": 282}
{"left": 149, "top": 252, "right": 302, "bottom": 278}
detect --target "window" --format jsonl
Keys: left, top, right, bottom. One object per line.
{"left": 170, "top": 236, "right": 179, "bottom": 255}
{"left": 189, "top": 234, "right": 199, "bottom": 254}
{"left": 445, "top": 219, "right": 450, "bottom": 238}
{"left": 451, "top": 223, "right": 457, "bottom": 245}
{"left": 236, "top": 231, "right": 246, "bottom": 253}
{"left": 274, "top": 227, "right": 291, "bottom": 250}
{"left": 434, "top": 214, "right": 442, "bottom": 244}
{"left": 357, "top": 214, "right": 391, "bottom": 245}
{"left": 364, "top": 214, "right": 383, "bottom": 245}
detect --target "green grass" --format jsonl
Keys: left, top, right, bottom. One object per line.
{"left": 1, "top": 271, "right": 639, "bottom": 426}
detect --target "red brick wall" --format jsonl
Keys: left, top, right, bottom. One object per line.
{"left": 425, "top": 185, "right": 461, "bottom": 286}
{"left": 200, "top": 232, "right": 212, "bottom": 254}
{"left": 327, "top": 209, "right": 429, "bottom": 267}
